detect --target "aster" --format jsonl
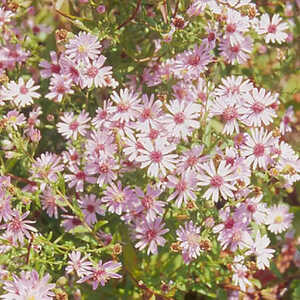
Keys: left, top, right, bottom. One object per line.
{"left": 232, "top": 256, "right": 252, "bottom": 292}
{"left": 39, "top": 51, "right": 61, "bottom": 79}
{"left": 280, "top": 106, "right": 296, "bottom": 135}
{"left": 46, "top": 74, "right": 74, "bottom": 102}
{"left": 61, "top": 214, "right": 82, "bottom": 232}
{"left": 0, "top": 7, "right": 14, "bottom": 27}
{"left": 135, "top": 217, "right": 169, "bottom": 255}
{"left": 0, "top": 194, "right": 12, "bottom": 222}
{"left": 266, "top": 204, "right": 293, "bottom": 234}
{"left": 41, "top": 188, "right": 64, "bottom": 219}
{"left": 66, "top": 251, "right": 93, "bottom": 278}
{"left": 5, "top": 110, "right": 26, "bottom": 130}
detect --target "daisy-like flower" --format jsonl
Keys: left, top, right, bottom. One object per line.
{"left": 232, "top": 256, "right": 252, "bottom": 292}
{"left": 176, "top": 221, "right": 202, "bottom": 264}
{"left": 280, "top": 106, "right": 296, "bottom": 135}
{"left": 41, "top": 188, "right": 64, "bottom": 219}
{"left": 240, "top": 87, "right": 277, "bottom": 127}
{"left": 110, "top": 88, "right": 141, "bottom": 122}
{"left": 136, "top": 138, "right": 178, "bottom": 178}
{"left": 0, "top": 194, "right": 12, "bottom": 222}
{"left": 0, "top": 270, "right": 55, "bottom": 300}
{"left": 66, "top": 251, "right": 93, "bottom": 278}
{"left": 256, "top": 13, "right": 288, "bottom": 44}
{"left": 65, "top": 31, "right": 101, "bottom": 63}
{"left": 61, "top": 214, "right": 82, "bottom": 232}
{"left": 163, "top": 100, "right": 201, "bottom": 140}
{"left": 135, "top": 218, "right": 169, "bottom": 255}
{"left": 0, "top": 210, "right": 37, "bottom": 244}
{"left": 240, "top": 128, "right": 275, "bottom": 170}
{"left": 5, "top": 110, "right": 26, "bottom": 130}
{"left": 209, "top": 97, "right": 243, "bottom": 135}
{"left": 78, "top": 260, "right": 122, "bottom": 290}
{"left": 219, "top": 36, "right": 253, "bottom": 65}
{"left": 39, "top": 51, "right": 61, "bottom": 78}
{"left": 57, "top": 110, "right": 90, "bottom": 140}
{"left": 101, "top": 181, "right": 135, "bottom": 215}
{"left": 245, "top": 232, "right": 275, "bottom": 270}
{"left": 135, "top": 184, "right": 165, "bottom": 222}
{"left": 45, "top": 74, "right": 74, "bottom": 102}
{"left": 0, "top": 7, "right": 15, "bottom": 27}
{"left": 1, "top": 78, "right": 40, "bottom": 107}
{"left": 266, "top": 204, "right": 293, "bottom": 234}
{"left": 198, "top": 160, "right": 237, "bottom": 202}
{"left": 81, "top": 55, "right": 113, "bottom": 89}
{"left": 78, "top": 194, "right": 105, "bottom": 225}
{"left": 167, "top": 171, "right": 198, "bottom": 208}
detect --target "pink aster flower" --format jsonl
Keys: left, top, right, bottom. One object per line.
{"left": 245, "top": 232, "right": 275, "bottom": 270}
{"left": 232, "top": 256, "right": 252, "bottom": 292}
{"left": 163, "top": 100, "right": 201, "bottom": 140}
{"left": 240, "top": 128, "right": 274, "bottom": 170}
{"left": 5, "top": 110, "right": 26, "bottom": 130}
{"left": 57, "top": 110, "right": 90, "bottom": 140}
{"left": 39, "top": 51, "right": 61, "bottom": 78}
{"left": 167, "top": 171, "right": 198, "bottom": 208}
{"left": 65, "top": 31, "right": 101, "bottom": 63}
{"left": 0, "top": 7, "right": 15, "bottom": 27}
{"left": 136, "top": 138, "right": 178, "bottom": 178}
{"left": 176, "top": 221, "right": 202, "bottom": 264}
{"left": 110, "top": 88, "right": 141, "bottom": 122}
{"left": 240, "top": 87, "right": 277, "bottom": 127}
{"left": 198, "top": 160, "right": 237, "bottom": 202}
{"left": 135, "top": 184, "right": 165, "bottom": 222}
{"left": 41, "top": 188, "right": 64, "bottom": 219}
{"left": 0, "top": 210, "right": 37, "bottom": 244}
{"left": 78, "top": 194, "right": 105, "bottom": 225}
{"left": 209, "top": 96, "right": 243, "bottom": 135}
{"left": 45, "top": 74, "right": 74, "bottom": 102}
{"left": 61, "top": 214, "right": 82, "bottom": 232}
{"left": 256, "top": 13, "right": 288, "bottom": 44}
{"left": 78, "top": 260, "right": 122, "bottom": 290}
{"left": 1, "top": 78, "right": 40, "bottom": 107}
{"left": 102, "top": 181, "right": 135, "bottom": 215}
{"left": 59, "top": 55, "right": 82, "bottom": 85}
{"left": 81, "top": 55, "right": 113, "bottom": 89}
{"left": 66, "top": 251, "right": 93, "bottom": 278}
{"left": 135, "top": 218, "right": 169, "bottom": 255}
{"left": 0, "top": 194, "right": 12, "bottom": 222}
{"left": 219, "top": 36, "right": 253, "bottom": 65}
{"left": 0, "top": 270, "right": 55, "bottom": 300}
{"left": 280, "top": 106, "right": 296, "bottom": 135}
{"left": 266, "top": 204, "right": 293, "bottom": 234}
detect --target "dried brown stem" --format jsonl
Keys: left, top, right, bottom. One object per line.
{"left": 117, "top": 0, "right": 142, "bottom": 30}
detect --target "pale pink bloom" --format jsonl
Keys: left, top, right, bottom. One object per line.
{"left": 39, "top": 51, "right": 61, "bottom": 78}
{"left": 240, "top": 87, "right": 277, "bottom": 127}
{"left": 2, "top": 44, "right": 29, "bottom": 66}
{"left": 224, "top": 9, "right": 250, "bottom": 45}
{"left": 59, "top": 55, "right": 82, "bottom": 85}
{"left": 0, "top": 7, "right": 14, "bottom": 26}
{"left": 280, "top": 106, "right": 296, "bottom": 134}
{"left": 79, "top": 194, "right": 104, "bottom": 225}
{"left": 219, "top": 36, "right": 253, "bottom": 64}
{"left": 187, "top": 0, "right": 221, "bottom": 16}
{"left": 5, "top": 110, "right": 26, "bottom": 130}
{"left": 102, "top": 181, "right": 134, "bottom": 215}
{"left": 66, "top": 251, "right": 93, "bottom": 278}
{"left": 135, "top": 218, "right": 169, "bottom": 255}
{"left": 232, "top": 256, "right": 252, "bottom": 292}
{"left": 78, "top": 260, "right": 122, "bottom": 289}
{"left": 0, "top": 194, "right": 12, "bottom": 222}
{"left": 164, "top": 100, "right": 201, "bottom": 140}
{"left": 209, "top": 97, "right": 243, "bottom": 135}
{"left": 219, "top": 0, "right": 251, "bottom": 8}
{"left": 85, "top": 156, "right": 118, "bottom": 186}
{"left": 256, "top": 13, "right": 288, "bottom": 44}
{"left": 0, "top": 270, "right": 55, "bottom": 300}
{"left": 176, "top": 221, "right": 202, "bottom": 264}
{"left": 46, "top": 74, "right": 74, "bottom": 102}
{"left": 1, "top": 210, "right": 37, "bottom": 244}
{"left": 1, "top": 78, "right": 40, "bottom": 107}
{"left": 167, "top": 171, "right": 198, "bottom": 208}
{"left": 62, "top": 147, "right": 80, "bottom": 166}
{"left": 198, "top": 160, "right": 237, "bottom": 202}
{"left": 92, "top": 100, "right": 113, "bottom": 129}
{"left": 57, "top": 110, "right": 90, "bottom": 140}
{"left": 41, "top": 188, "right": 63, "bottom": 219}
{"left": 81, "top": 55, "right": 113, "bottom": 88}
{"left": 65, "top": 31, "right": 101, "bottom": 63}
{"left": 135, "top": 185, "right": 165, "bottom": 222}
{"left": 245, "top": 232, "right": 275, "bottom": 270}
{"left": 110, "top": 88, "right": 141, "bottom": 122}
{"left": 123, "top": 134, "right": 145, "bottom": 162}
{"left": 266, "top": 204, "right": 293, "bottom": 234}
{"left": 61, "top": 214, "right": 82, "bottom": 232}
{"left": 240, "top": 128, "right": 274, "bottom": 170}
{"left": 64, "top": 164, "right": 96, "bottom": 192}
{"left": 136, "top": 138, "right": 178, "bottom": 178}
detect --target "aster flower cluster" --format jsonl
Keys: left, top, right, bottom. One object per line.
{"left": 0, "top": 0, "right": 299, "bottom": 299}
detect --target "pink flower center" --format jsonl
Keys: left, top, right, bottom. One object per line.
{"left": 226, "top": 24, "right": 236, "bottom": 33}
{"left": 225, "top": 217, "right": 234, "bottom": 229}
{"left": 99, "top": 164, "right": 109, "bottom": 173}
{"left": 150, "top": 151, "right": 162, "bottom": 163}
{"left": 283, "top": 116, "right": 290, "bottom": 124}
{"left": 187, "top": 156, "right": 197, "bottom": 167}
{"left": 188, "top": 54, "right": 200, "bottom": 66}
{"left": 69, "top": 121, "right": 79, "bottom": 131}
{"left": 117, "top": 103, "right": 129, "bottom": 112}
{"left": 146, "top": 229, "right": 157, "bottom": 240}
{"left": 198, "top": 92, "right": 207, "bottom": 102}
{"left": 176, "top": 180, "right": 187, "bottom": 192}
{"left": 87, "top": 66, "right": 98, "bottom": 78}
{"left": 142, "top": 108, "right": 151, "bottom": 119}
{"left": 253, "top": 143, "right": 265, "bottom": 157}
{"left": 174, "top": 112, "right": 185, "bottom": 124}
{"left": 225, "top": 156, "right": 235, "bottom": 166}
{"left": 87, "top": 204, "right": 95, "bottom": 213}
{"left": 20, "top": 85, "right": 28, "bottom": 94}
{"left": 208, "top": 32, "right": 215, "bottom": 41}
{"left": 9, "top": 218, "right": 22, "bottom": 232}
{"left": 51, "top": 64, "right": 61, "bottom": 73}
{"left": 149, "top": 129, "right": 159, "bottom": 140}
{"left": 57, "top": 84, "right": 66, "bottom": 94}
{"left": 70, "top": 153, "right": 78, "bottom": 161}
{"left": 222, "top": 106, "right": 238, "bottom": 121}
{"left": 247, "top": 204, "right": 256, "bottom": 213}
{"left": 230, "top": 45, "right": 240, "bottom": 53}
{"left": 268, "top": 24, "right": 277, "bottom": 33}
{"left": 142, "top": 196, "right": 153, "bottom": 209}
{"left": 251, "top": 102, "right": 265, "bottom": 113}
{"left": 76, "top": 171, "right": 85, "bottom": 180}
{"left": 70, "top": 66, "right": 79, "bottom": 77}
{"left": 9, "top": 50, "right": 18, "bottom": 58}
{"left": 210, "top": 175, "right": 224, "bottom": 188}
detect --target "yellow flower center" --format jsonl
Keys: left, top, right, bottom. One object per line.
{"left": 78, "top": 44, "right": 86, "bottom": 53}
{"left": 275, "top": 215, "right": 283, "bottom": 224}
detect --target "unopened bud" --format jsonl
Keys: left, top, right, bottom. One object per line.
{"left": 170, "top": 242, "right": 182, "bottom": 253}
{"left": 113, "top": 243, "right": 123, "bottom": 256}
